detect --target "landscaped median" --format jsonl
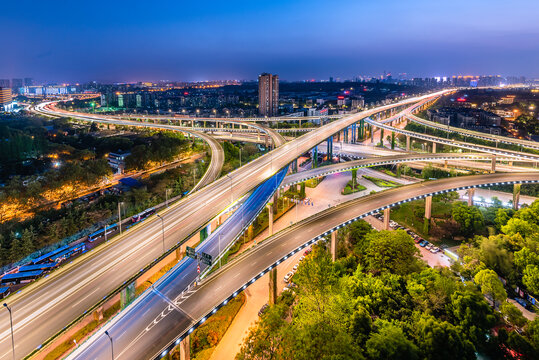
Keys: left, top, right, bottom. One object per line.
{"left": 362, "top": 175, "right": 399, "bottom": 188}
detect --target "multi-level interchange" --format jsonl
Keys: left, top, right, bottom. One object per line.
{"left": 1, "top": 89, "right": 538, "bottom": 360}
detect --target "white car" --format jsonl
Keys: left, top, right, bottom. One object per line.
{"left": 284, "top": 271, "right": 294, "bottom": 283}
{"left": 293, "top": 264, "right": 299, "bottom": 272}
{"left": 299, "top": 256, "right": 305, "bottom": 262}
{"left": 425, "top": 244, "right": 433, "bottom": 250}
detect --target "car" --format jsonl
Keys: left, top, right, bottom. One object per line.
{"left": 425, "top": 244, "right": 433, "bottom": 250}
{"left": 413, "top": 238, "right": 420, "bottom": 244}
{"left": 258, "top": 303, "right": 269, "bottom": 316}
{"left": 398, "top": 226, "right": 406, "bottom": 230}
{"left": 284, "top": 271, "right": 294, "bottom": 283}
{"left": 299, "top": 256, "right": 305, "bottom": 262}
{"left": 419, "top": 240, "right": 428, "bottom": 247}
{"left": 304, "top": 248, "right": 312, "bottom": 255}
{"left": 292, "top": 264, "right": 299, "bottom": 272}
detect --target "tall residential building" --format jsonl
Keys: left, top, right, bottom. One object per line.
{"left": 0, "top": 79, "right": 9, "bottom": 88}
{"left": 0, "top": 87, "right": 13, "bottom": 111}
{"left": 24, "top": 78, "right": 33, "bottom": 86}
{"left": 258, "top": 73, "right": 279, "bottom": 117}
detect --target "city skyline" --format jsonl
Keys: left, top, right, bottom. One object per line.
{"left": 1, "top": 0, "right": 539, "bottom": 83}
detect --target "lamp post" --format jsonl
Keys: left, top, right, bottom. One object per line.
{"left": 226, "top": 174, "right": 233, "bottom": 204}
{"left": 118, "top": 202, "right": 124, "bottom": 235}
{"left": 3, "top": 303, "right": 15, "bottom": 360}
{"left": 156, "top": 214, "right": 166, "bottom": 253}
{"left": 165, "top": 188, "right": 171, "bottom": 207}
{"left": 239, "top": 148, "right": 242, "bottom": 167}
{"left": 104, "top": 330, "right": 114, "bottom": 360}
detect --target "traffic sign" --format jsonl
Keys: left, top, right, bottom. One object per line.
{"left": 197, "top": 264, "right": 200, "bottom": 274}
{"left": 186, "top": 246, "right": 196, "bottom": 259}
{"left": 200, "top": 252, "right": 212, "bottom": 266}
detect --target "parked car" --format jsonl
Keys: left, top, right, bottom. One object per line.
{"left": 425, "top": 244, "right": 433, "bottom": 250}
{"left": 258, "top": 303, "right": 269, "bottom": 316}
{"left": 299, "top": 256, "right": 305, "bottom": 262}
{"left": 293, "top": 264, "right": 299, "bottom": 272}
{"left": 419, "top": 240, "right": 428, "bottom": 247}
{"left": 284, "top": 271, "right": 294, "bottom": 283}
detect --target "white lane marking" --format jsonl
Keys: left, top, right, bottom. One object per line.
{"left": 71, "top": 288, "right": 101, "bottom": 308}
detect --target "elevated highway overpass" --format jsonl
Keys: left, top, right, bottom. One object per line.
{"left": 1, "top": 91, "right": 451, "bottom": 360}
{"left": 68, "top": 172, "right": 539, "bottom": 360}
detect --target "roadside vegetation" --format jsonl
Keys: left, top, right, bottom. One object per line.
{"left": 237, "top": 219, "right": 539, "bottom": 360}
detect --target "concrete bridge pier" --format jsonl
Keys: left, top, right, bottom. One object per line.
{"left": 383, "top": 208, "right": 390, "bottom": 230}
{"left": 269, "top": 268, "right": 277, "bottom": 305}
{"left": 267, "top": 203, "right": 274, "bottom": 236}
{"left": 331, "top": 231, "right": 337, "bottom": 262}
{"left": 467, "top": 188, "right": 475, "bottom": 206}
{"left": 432, "top": 142, "right": 437, "bottom": 153}
{"left": 513, "top": 184, "right": 521, "bottom": 210}
{"left": 180, "top": 335, "right": 190, "bottom": 360}
{"left": 491, "top": 155, "right": 496, "bottom": 173}
{"left": 406, "top": 135, "right": 411, "bottom": 151}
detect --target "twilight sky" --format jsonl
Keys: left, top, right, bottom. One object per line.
{"left": 1, "top": 0, "right": 539, "bottom": 83}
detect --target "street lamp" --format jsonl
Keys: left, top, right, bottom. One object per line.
{"left": 118, "top": 202, "right": 124, "bottom": 235}
{"left": 165, "top": 188, "right": 171, "bottom": 207}
{"left": 104, "top": 330, "right": 114, "bottom": 360}
{"left": 3, "top": 303, "right": 15, "bottom": 360}
{"left": 156, "top": 214, "right": 166, "bottom": 253}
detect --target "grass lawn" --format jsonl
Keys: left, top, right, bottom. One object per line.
{"left": 362, "top": 175, "right": 399, "bottom": 187}
{"left": 342, "top": 180, "right": 367, "bottom": 195}
{"left": 390, "top": 199, "right": 454, "bottom": 241}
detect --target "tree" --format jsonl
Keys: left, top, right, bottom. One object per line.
{"left": 450, "top": 290, "right": 496, "bottom": 345}
{"left": 502, "top": 218, "right": 538, "bottom": 239}
{"left": 500, "top": 302, "right": 528, "bottom": 328}
{"left": 495, "top": 208, "right": 514, "bottom": 230}
{"left": 236, "top": 303, "right": 289, "bottom": 360}
{"left": 474, "top": 269, "right": 507, "bottom": 307}
{"left": 365, "top": 321, "right": 419, "bottom": 360}
{"left": 522, "top": 265, "right": 539, "bottom": 295}
{"left": 451, "top": 203, "right": 484, "bottom": 237}
{"left": 413, "top": 315, "right": 476, "bottom": 360}
{"left": 479, "top": 236, "right": 515, "bottom": 280}
{"left": 365, "top": 230, "right": 422, "bottom": 275}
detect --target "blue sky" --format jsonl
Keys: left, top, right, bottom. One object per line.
{"left": 2, "top": 0, "right": 538, "bottom": 82}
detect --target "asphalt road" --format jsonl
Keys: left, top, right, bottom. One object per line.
{"left": 69, "top": 172, "right": 539, "bottom": 360}
{"left": 282, "top": 152, "right": 539, "bottom": 187}
{"left": 0, "top": 92, "right": 449, "bottom": 359}
{"left": 406, "top": 113, "right": 539, "bottom": 150}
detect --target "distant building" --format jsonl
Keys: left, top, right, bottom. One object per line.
{"left": 11, "top": 78, "right": 23, "bottom": 91}
{"left": 24, "top": 78, "right": 33, "bottom": 86}
{"left": 0, "top": 87, "right": 13, "bottom": 111}
{"left": 0, "top": 79, "right": 9, "bottom": 88}
{"left": 258, "top": 73, "right": 279, "bottom": 117}
{"left": 108, "top": 151, "right": 131, "bottom": 174}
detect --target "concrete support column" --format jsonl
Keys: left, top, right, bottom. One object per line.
{"left": 370, "top": 125, "right": 375, "bottom": 143}
{"left": 444, "top": 160, "right": 448, "bottom": 169}
{"left": 267, "top": 203, "right": 274, "bottom": 236}
{"left": 406, "top": 135, "right": 411, "bottom": 151}
{"left": 383, "top": 208, "right": 390, "bottom": 230}
{"left": 467, "top": 188, "right": 475, "bottom": 206}
{"left": 380, "top": 128, "right": 384, "bottom": 146}
{"left": 327, "top": 136, "right": 333, "bottom": 161}
{"left": 313, "top": 146, "right": 318, "bottom": 168}
{"left": 432, "top": 142, "right": 437, "bottom": 153}
{"left": 513, "top": 184, "right": 521, "bottom": 210}
{"left": 269, "top": 268, "right": 277, "bottom": 305}
{"left": 491, "top": 155, "right": 496, "bottom": 173}
{"left": 180, "top": 335, "right": 190, "bottom": 360}
{"left": 331, "top": 231, "right": 337, "bottom": 262}
{"left": 425, "top": 196, "right": 432, "bottom": 220}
